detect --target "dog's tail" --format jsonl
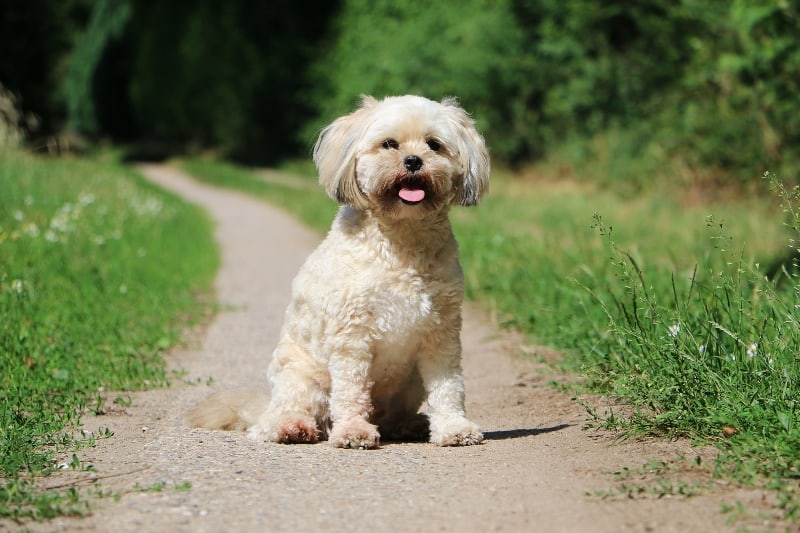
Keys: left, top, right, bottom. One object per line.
{"left": 187, "top": 390, "right": 269, "bottom": 431}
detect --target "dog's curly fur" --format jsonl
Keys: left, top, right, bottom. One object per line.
{"left": 189, "top": 95, "right": 490, "bottom": 448}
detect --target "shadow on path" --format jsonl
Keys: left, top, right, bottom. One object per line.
{"left": 483, "top": 424, "right": 573, "bottom": 441}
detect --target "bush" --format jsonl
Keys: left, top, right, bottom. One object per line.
{"left": 307, "top": 0, "right": 800, "bottom": 184}
{"left": 303, "top": 0, "right": 533, "bottom": 162}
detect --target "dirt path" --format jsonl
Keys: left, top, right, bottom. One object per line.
{"left": 24, "top": 165, "right": 769, "bottom": 532}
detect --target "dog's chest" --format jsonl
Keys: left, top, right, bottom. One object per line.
{"left": 369, "top": 273, "right": 439, "bottom": 343}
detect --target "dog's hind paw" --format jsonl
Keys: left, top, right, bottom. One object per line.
{"left": 329, "top": 418, "right": 380, "bottom": 449}
{"left": 429, "top": 416, "right": 484, "bottom": 446}
{"left": 249, "top": 415, "right": 319, "bottom": 444}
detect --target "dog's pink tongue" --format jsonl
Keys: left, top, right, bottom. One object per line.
{"left": 399, "top": 188, "right": 425, "bottom": 202}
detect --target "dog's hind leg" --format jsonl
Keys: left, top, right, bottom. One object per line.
{"left": 248, "top": 341, "right": 329, "bottom": 444}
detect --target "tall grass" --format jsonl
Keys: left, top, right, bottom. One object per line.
{"left": 572, "top": 174, "right": 800, "bottom": 520}
{"left": 0, "top": 151, "right": 218, "bottom": 521}
{"left": 455, "top": 171, "right": 798, "bottom": 520}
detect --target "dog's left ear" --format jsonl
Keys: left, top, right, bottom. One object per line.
{"left": 313, "top": 97, "right": 374, "bottom": 208}
{"left": 442, "top": 98, "right": 490, "bottom": 206}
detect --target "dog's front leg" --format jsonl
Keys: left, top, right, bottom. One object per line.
{"left": 327, "top": 349, "right": 381, "bottom": 449}
{"left": 418, "top": 335, "right": 484, "bottom": 446}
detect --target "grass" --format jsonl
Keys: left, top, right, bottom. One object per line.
{"left": 0, "top": 151, "right": 218, "bottom": 522}
{"left": 461, "top": 171, "right": 800, "bottom": 523}
{"left": 179, "top": 158, "right": 337, "bottom": 232}
{"left": 456, "top": 170, "right": 799, "bottom": 522}
{"left": 176, "top": 158, "right": 800, "bottom": 523}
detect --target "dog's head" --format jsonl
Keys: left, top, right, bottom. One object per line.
{"left": 313, "top": 95, "right": 490, "bottom": 217}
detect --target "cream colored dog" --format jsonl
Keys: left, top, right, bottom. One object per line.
{"left": 189, "top": 95, "right": 490, "bottom": 448}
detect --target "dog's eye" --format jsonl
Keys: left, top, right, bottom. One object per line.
{"left": 382, "top": 139, "right": 399, "bottom": 149}
{"left": 426, "top": 139, "right": 442, "bottom": 152}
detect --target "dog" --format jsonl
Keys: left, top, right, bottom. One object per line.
{"left": 189, "top": 95, "right": 490, "bottom": 448}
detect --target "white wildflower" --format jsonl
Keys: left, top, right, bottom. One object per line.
{"left": 24, "top": 196, "right": 33, "bottom": 206}
{"left": 10, "top": 279, "right": 23, "bottom": 293}
{"left": 746, "top": 343, "right": 758, "bottom": 359}
{"left": 119, "top": 284, "right": 128, "bottom": 294}
{"left": 131, "top": 196, "right": 164, "bottom": 217}
{"left": 49, "top": 201, "right": 80, "bottom": 237}
{"left": 668, "top": 324, "right": 681, "bottom": 338}
{"left": 698, "top": 344, "right": 705, "bottom": 354}
{"left": 13, "top": 210, "right": 23, "bottom": 222}
{"left": 23, "top": 223, "right": 39, "bottom": 238}
{"left": 78, "top": 192, "right": 96, "bottom": 206}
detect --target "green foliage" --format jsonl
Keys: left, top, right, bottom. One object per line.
{"left": 66, "top": 1, "right": 339, "bottom": 162}
{"left": 305, "top": 0, "right": 701, "bottom": 163}
{"left": 9, "top": 1, "right": 799, "bottom": 182}
{"left": 0, "top": 0, "right": 94, "bottom": 134}
{"left": 63, "top": 0, "right": 133, "bottom": 134}
{"left": 570, "top": 174, "right": 800, "bottom": 518}
{"left": 672, "top": 0, "right": 800, "bottom": 182}
{"left": 304, "top": 0, "right": 529, "bottom": 161}
{"left": 510, "top": 0, "right": 697, "bottom": 147}
{"left": 453, "top": 174, "right": 786, "bottom": 346}
{"left": 0, "top": 151, "right": 218, "bottom": 521}
{"left": 127, "top": 3, "right": 258, "bottom": 148}
{"left": 309, "top": 0, "right": 800, "bottom": 183}
{"left": 585, "top": 211, "right": 799, "bottom": 445}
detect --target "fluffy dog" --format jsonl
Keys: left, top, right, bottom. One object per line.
{"left": 189, "top": 95, "right": 490, "bottom": 448}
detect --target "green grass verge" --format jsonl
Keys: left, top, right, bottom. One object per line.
{"left": 178, "top": 158, "right": 799, "bottom": 522}
{"left": 0, "top": 151, "right": 218, "bottom": 522}
{"left": 179, "top": 158, "right": 337, "bottom": 233}
{"left": 456, "top": 171, "right": 799, "bottom": 521}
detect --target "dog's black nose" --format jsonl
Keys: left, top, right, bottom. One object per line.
{"left": 404, "top": 155, "right": 423, "bottom": 172}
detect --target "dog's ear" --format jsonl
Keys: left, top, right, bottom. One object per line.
{"left": 442, "top": 98, "right": 490, "bottom": 206}
{"left": 313, "top": 97, "right": 374, "bottom": 208}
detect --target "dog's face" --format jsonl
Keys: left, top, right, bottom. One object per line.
{"left": 313, "top": 95, "right": 490, "bottom": 218}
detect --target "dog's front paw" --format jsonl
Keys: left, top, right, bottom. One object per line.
{"left": 429, "top": 416, "right": 484, "bottom": 446}
{"left": 329, "top": 418, "right": 380, "bottom": 449}
{"left": 248, "top": 415, "right": 319, "bottom": 444}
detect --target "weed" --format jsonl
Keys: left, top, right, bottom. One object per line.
{"left": 132, "top": 480, "right": 191, "bottom": 493}
{"left": 113, "top": 396, "right": 132, "bottom": 407}
{"left": 577, "top": 174, "right": 800, "bottom": 519}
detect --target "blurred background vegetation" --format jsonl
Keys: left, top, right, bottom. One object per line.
{"left": 2, "top": 0, "right": 798, "bottom": 186}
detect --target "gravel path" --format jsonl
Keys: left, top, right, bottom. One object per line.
{"left": 22, "top": 165, "right": 767, "bottom": 532}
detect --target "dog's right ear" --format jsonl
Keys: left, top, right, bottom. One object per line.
{"left": 313, "top": 97, "right": 374, "bottom": 208}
